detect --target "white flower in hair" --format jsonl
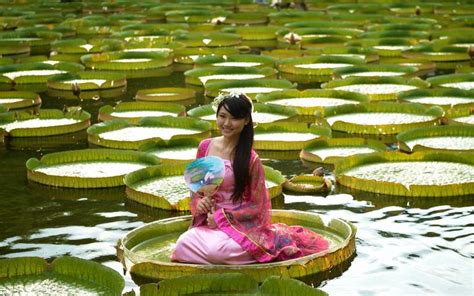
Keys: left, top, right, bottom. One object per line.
{"left": 211, "top": 91, "right": 254, "bottom": 112}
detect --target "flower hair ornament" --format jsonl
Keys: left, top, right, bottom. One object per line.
{"left": 211, "top": 91, "right": 254, "bottom": 112}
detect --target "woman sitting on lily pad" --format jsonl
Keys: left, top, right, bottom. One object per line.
{"left": 171, "top": 92, "right": 329, "bottom": 264}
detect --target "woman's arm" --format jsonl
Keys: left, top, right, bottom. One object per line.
{"left": 217, "top": 155, "right": 270, "bottom": 224}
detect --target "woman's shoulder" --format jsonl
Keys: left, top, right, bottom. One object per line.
{"left": 196, "top": 138, "right": 213, "bottom": 158}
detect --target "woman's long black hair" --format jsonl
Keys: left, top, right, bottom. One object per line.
{"left": 216, "top": 94, "right": 254, "bottom": 203}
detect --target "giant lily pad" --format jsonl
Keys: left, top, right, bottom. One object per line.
{"left": 256, "top": 89, "right": 369, "bottom": 116}
{"left": 398, "top": 88, "right": 474, "bottom": 109}
{"left": 47, "top": 71, "right": 126, "bottom": 91}
{"left": 221, "top": 25, "right": 279, "bottom": 40}
{"left": 427, "top": 73, "right": 474, "bottom": 91}
{"left": 277, "top": 56, "right": 365, "bottom": 76}
{"left": 333, "top": 64, "right": 419, "bottom": 79}
{"left": 187, "top": 103, "right": 297, "bottom": 127}
{"left": 0, "top": 257, "right": 124, "bottom": 295}
{"left": 0, "top": 109, "right": 90, "bottom": 137}
{"left": 0, "top": 91, "right": 41, "bottom": 110}
{"left": 254, "top": 123, "right": 332, "bottom": 151}
{"left": 397, "top": 125, "right": 474, "bottom": 152}
{"left": 301, "top": 138, "right": 387, "bottom": 165}
{"left": 346, "top": 37, "right": 418, "bottom": 57}
{"left": 139, "top": 138, "right": 201, "bottom": 164}
{"left": 98, "top": 102, "right": 185, "bottom": 124}
{"left": 27, "top": 149, "right": 159, "bottom": 188}
{"left": 205, "top": 79, "right": 297, "bottom": 100}
{"left": 165, "top": 9, "right": 228, "bottom": 24}
{"left": 0, "top": 40, "right": 30, "bottom": 57}
{"left": 322, "top": 76, "right": 429, "bottom": 101}
{"left": 184, "top": 66, "right": 277, "bottom": 86}
{"left": 0, "top": 62, "right": 83, "bottom": 84}
{"left": 135, "top": 87, "right": 196, "bottom": 103}
{"left": 335, "top": 151, "right": 474, "bottom": 197}
{"left": 307, "top": 46, "right": 379, "bottom": 63}
{"left": 173, "top": 47, "right": 240, "bottom": 64}
{"left": 50, "top": 38, "right": 123, "bottom": 63}
{"left": 194, "top": 54, "right": 275, "bottom": 69}
{"left": 81, "top": 51, "right": 173, "bottom": 70}
{"left": 323, "top": 102, "right": 443, "bottom": 135}
{"left": 403, "top": 44, "right": 470, "bottom": 62}
{"left": 140, "top": 273, "right": 327, "bottom": 296}
{"left": 117, "top": 210, "right": 356, "bottom": 283}
{"left": 87, "top": 116, "right": 212, "bottom": 150}
{"left": 172, "top": 32, "right": 240, "bottom": 48}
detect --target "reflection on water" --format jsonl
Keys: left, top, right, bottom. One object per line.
{"left": 0, "top": 71, "right": 472, "bottom": 295}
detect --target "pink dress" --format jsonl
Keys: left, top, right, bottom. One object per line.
{"left": 171, "top": 139, "right": 329, "bottom": 264}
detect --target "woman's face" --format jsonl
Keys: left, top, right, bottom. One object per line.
{"left": 216, "top": 105, "right": 249, "bottom": 138}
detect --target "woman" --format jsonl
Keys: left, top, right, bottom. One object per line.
{"left": 171, "top": 93, "right": 328, "bottom": 264}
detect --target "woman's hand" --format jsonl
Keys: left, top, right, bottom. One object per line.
{"left": 207, "top": 212, "right": 217, "bottom": 229}
{"left": 196, "top": 196, "right": 214, "bottom": 215}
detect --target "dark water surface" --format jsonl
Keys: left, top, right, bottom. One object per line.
{"left": 0, "top": 68, "right": 472, "bottom": 295}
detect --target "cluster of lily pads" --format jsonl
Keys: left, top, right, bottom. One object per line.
{"left": 1, "top": 0, "right": 474, "bottom": 294}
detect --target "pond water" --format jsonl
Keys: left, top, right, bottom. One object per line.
{"left": 0, "top": 68, "right": 472, "bottom": 296}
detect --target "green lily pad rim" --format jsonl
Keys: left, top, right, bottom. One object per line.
{"left": 135, "top": 87, "right": 196, "bottom": 102}
{"left": 322, "top": 76, "right": 430, "bottom": 89}
{"left": 335, "top": 150, "right": 474, "bottom": 197}
{"left": 426, "top": 73, "right": 474, "bottom": 85}
{"left": 255, "top": 122, "right": 332, "bottom": 136}
{"left": 256, "top": 89, "right": 369, "bottom": 105}
{"left": 184, "top": 66, "right": 277, "bottom": 83}
{"left": 140, "top": 273, "right": 328, "bottom": 296}
{"left": 333, "top": 64, "right": 418, "bottom": 77}
{"left": 346, "top": 37, "right": 418, "bottom": 47}
{"left": 324, "top": 102, "right": 444, "bottom": 118}
{"left": 0, "top": 256, "right": 124, "bottom": 295}
{"left": 26, "top": 148, "right": 160, "bottom": 168}
{"left": 398, "top": 88, "right": 474, "bottom": 102}
{"left": 0, "top": 91, "right": 41, "bottom": 109}
{"left": 80, "top": 51, "right": 173, "bottom": 70}
{"left": 100, "top": 101, "right": 185, "bottom": 116}
{"left": 277, "top": 55, "right": 366, "bottom": 66}
{"left": 138, "top": 138, "right": 201, "bottom": 152}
